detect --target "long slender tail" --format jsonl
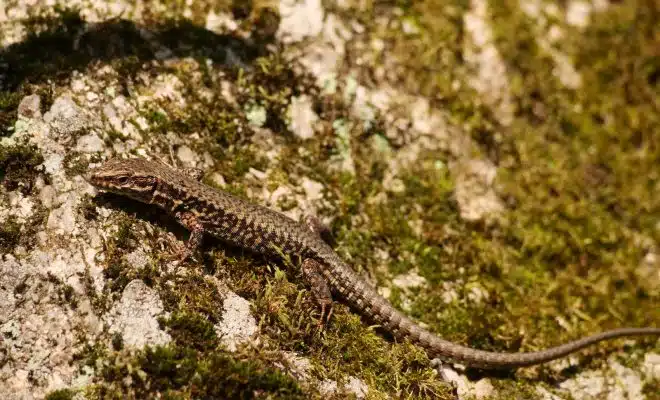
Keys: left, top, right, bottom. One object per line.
{"left": 422, "top": 327, "right": 660, "bottom": 369}
{"left": 354, "top": 285, "right": 660, "bottom": 369}
{"left": 319, "top": 251, "right": 660, "bottom": 369}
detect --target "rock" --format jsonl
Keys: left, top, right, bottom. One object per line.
{"left": 17, "top": 94, "right": 41, "bottom": 119}
{"left": 106, "top": 280, "right": 171, "bottom": 348}
{"left": 288, "top": 95, "right": 318, "bottom": 139}
{"left": 215, "top": 292, "right": 258, "bottom": 352}
{"left": 43, "top": 96, "right": 89, "bottom": 139}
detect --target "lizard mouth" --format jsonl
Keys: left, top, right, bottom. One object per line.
{"left": 82, "top": 171, "right": 95, "bottom": 184}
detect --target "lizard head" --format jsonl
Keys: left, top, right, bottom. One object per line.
{"left": 85, "top": 157, "right": 161, "bottom": 203}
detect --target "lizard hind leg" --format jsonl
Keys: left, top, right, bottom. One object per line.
{"left": 301, "top": 258, "right": 334, "bottom": 326}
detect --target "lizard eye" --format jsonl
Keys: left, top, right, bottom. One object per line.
{"left": 117, "top": 176, "right": 130, "bottom": 185}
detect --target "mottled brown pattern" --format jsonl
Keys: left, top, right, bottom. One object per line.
{"left": 87, "top": 157, "right": 660, "bottom": 369}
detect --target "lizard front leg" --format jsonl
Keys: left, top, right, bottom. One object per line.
{"left": 174, "top": 210, "right": 205, "bottom": 263}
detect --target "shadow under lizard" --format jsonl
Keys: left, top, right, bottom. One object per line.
{"left": 86, "top": 157, "right": 660, "bottom": 369}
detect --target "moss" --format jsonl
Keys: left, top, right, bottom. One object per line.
{"left": 232, "top": 53, "right": 316, "bottom": 135}
{"left": 91, "top": 345, "right": 305, "bottom": 399}
{"left": 79, "top": 264, "right": 107, "bottom": 313}
{"left": 160, "top": 273, "right": 226, "bottom": 323}
{"left": 72, "top": 341, "right": 108, "bottom": 372}
{"left": 79, "top": 195, "right": 100, "bottom": 221}
{"left": 0, "top": 91, "right": 22, "bottom": 137}
{"left": 309, "top": 313, "right": 450, "bottom": 398}
{"left": 63, "top": 151, "right": 90, "bottom": 178}
{"left": 60, "top": 284, "right": 78, "bottom": 309}
{"left": 0, "top": 205, "right": 47, "bottom": 254}
{"left": 0, "top": 141, "right": 45, "bottom": 194}
{"left": 236, "top": 256, "right": 452, "bottom": 398}
{"left": 142, "top": 108, "right": 170, "bottom": 131}
{"left": 111, "top": 332, "right": 123, "bottom": 351}
{"left": 113, "top": 218, "right": 138, "bottom": 250}
{"left": 98, "top": 216, "right": 164, "bottom": 296}
{"left": 275, "top": 0, "right": 660, "bottom": 393}
{"left": 160, "top": 312, "right": 219, "bottom": 352}
{"left": 102, "top": 253, "right": 136, "bottom": 295}
{"left": 0, "top": 216, "right": 22, "bottom": 253}
{"left": 43, "top": 273, "right": 79, "bottom": 309}
{"left": 478, "top": 0, "right": 660, "bottom": 349}
{"left": 44, "top": 388, "right": 76, "bottom": 400}
{"left": 488, "top": 380, "right": 542, "bottom": 400}
{"left": 643, "top": 378, "right": 660, "bottom": 400}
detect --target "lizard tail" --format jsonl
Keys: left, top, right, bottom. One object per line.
{"left": 318, "top": 250, "right": 660, "bottom": 369}
{"left": 422, "top": 327, "right": 660, "bottom": 369}
{"left": 356, "top": 289, "right": 660, "bottom": 369}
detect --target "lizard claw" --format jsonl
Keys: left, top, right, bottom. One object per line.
{"left": 317, "top": 301, "right": 333, "bottom": 329}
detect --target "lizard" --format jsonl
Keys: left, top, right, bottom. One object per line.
{"left": 85, "top": 157, "right": 660, "bottom": 369}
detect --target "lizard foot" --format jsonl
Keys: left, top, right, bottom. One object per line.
{"left": 302, "top": 258, "right": 334, "bottom": 327}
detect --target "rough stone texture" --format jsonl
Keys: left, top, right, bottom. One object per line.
{"left": 438, "top": 365, "right": 495, "bottom": 399}
{"left": 452, "top": 159, "right": 504, "bottom": 222}
{"left": 105, "top": 280, "right": 171, "bottom": 348}
{"left": 0, "top": 93, "right": 106, "bottom": 399}
{"left": 558, "top": 358, "right": 645, "bottom": 400}
{"left": 288, "top": 95, "right": 319, "bottom": 139}
{"left": 344, "top": 376, "right": 369, "bottom": 399}
{"left": 276, "top": 351, "right": 368, "bottom": 397}
{"left": 464, "top": 0, "right": 514, "bottom": 126}
{"left": 277, "top": 0, "right": 324, "bottom": 44}
{"left": 17, "top": 94, "right": 41, "bottom": 119}
{"left": 214, "top": 292, "right": 259, "bottom": 352}
{"left": 43, "top": 96, "right": 90, "bottom": 139}
{"left": 0, "top": 256, "right": 99, "bottom": 399}
{"left": 392, "top": 269, "right": 427, "bottom": 290}
{"left": 642, "top": 353, "right": 660, "bottom": 380}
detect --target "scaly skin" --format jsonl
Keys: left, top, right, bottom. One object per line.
{"left": 86, "top": 157, "right": 660, "bottom": 369}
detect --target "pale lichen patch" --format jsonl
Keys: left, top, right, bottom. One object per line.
{"left": 464, "top": 0, "right": 514, "bottom": 125}
{"left": 642, "top": 353, "right": 660, "bottom": 381}
{"left": 106, "top": 280, "right": 172, "bottom": 348}
{"left": 452, "top": 158, "right": 503, "bottom": 222}
{"left": 214, "top": 291, "right": 258, "bottom": 352}
{"left": 287, "top": 94, "right": 318, "bottom": 139}
{"left": 558, "top": 358, "right": 645, "bottom": 400}
{"left": 277, "top": 0, "right": 324, "bottom": 44}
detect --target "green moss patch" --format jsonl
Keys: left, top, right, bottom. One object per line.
{"left": 0, "top": 91, "right": 22, "bottom": 137}
{"left": 89, "top": 345, "right": 304, "bottom": 399}
{"left": 0, "top": 141, "right": 44, "bottom": 193}
{"left": 44, "top": 388, "right": 76, "bottom": 400}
